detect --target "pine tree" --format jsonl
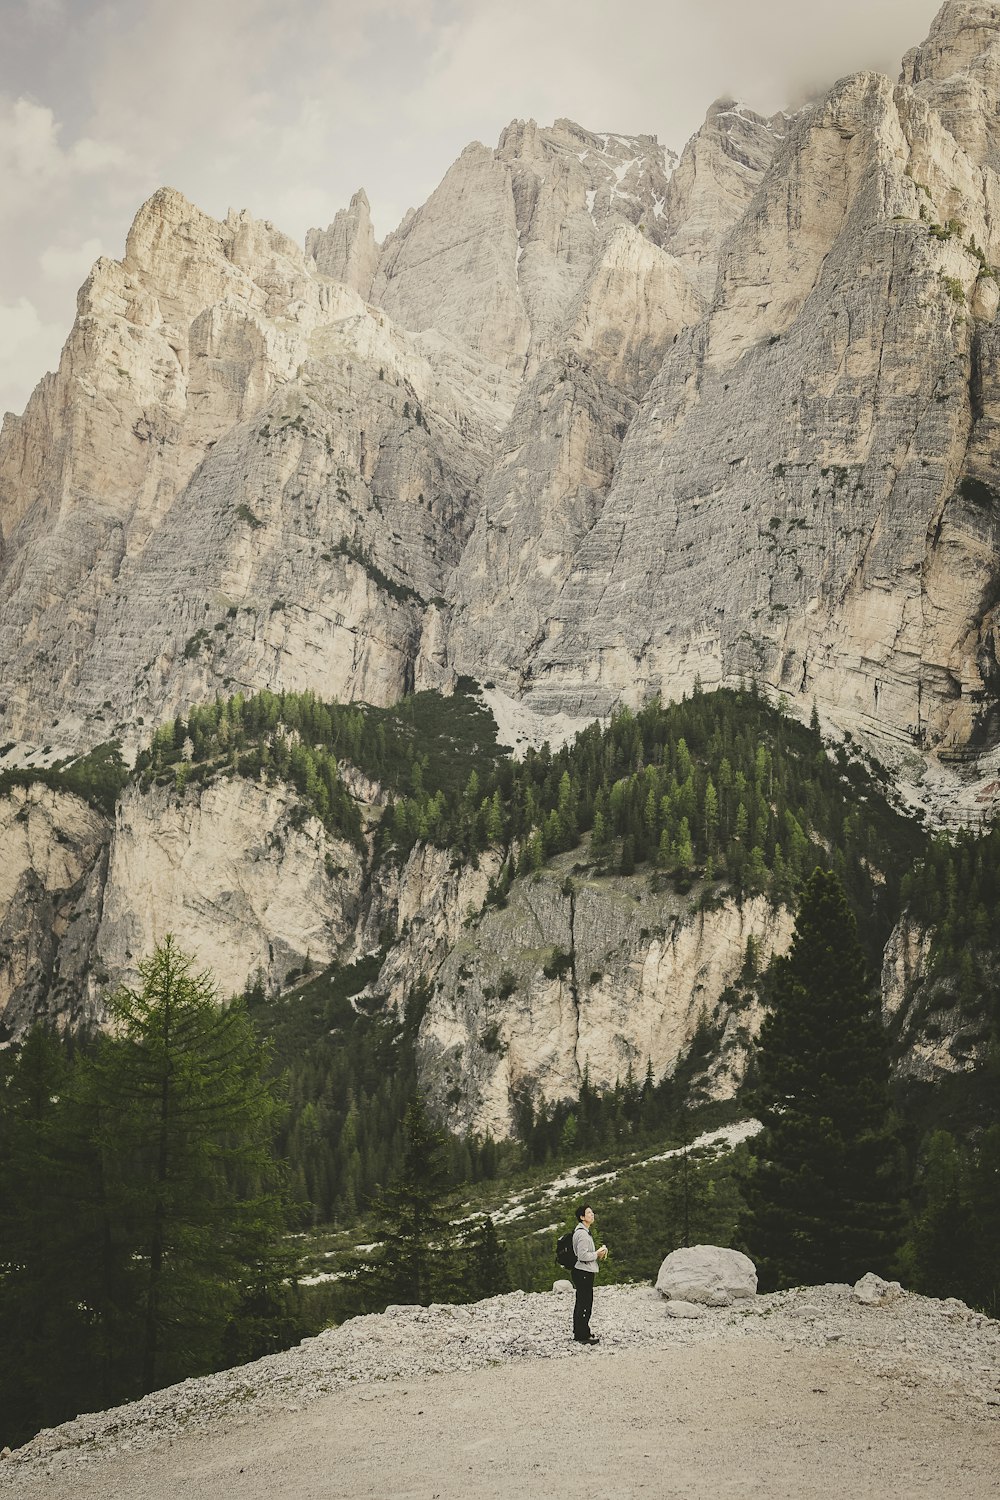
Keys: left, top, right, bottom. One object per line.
{"left": 0, "top": 945, "right": 297, "bottom": 1441}
{"left": 741, "top": 868, "right": 902, "bottom": 1289}
{"left": 0, "top": 1028, "right": 93, "bottom": 1444}
{"left": 360, "top": 1094, "right": 457, "bottom": 1307}
{"left": 900, "top": 1131, "right": 977, "bottom": 1305}
{"left": 463, "top": 1216, "right": 511, "bottom": 1299}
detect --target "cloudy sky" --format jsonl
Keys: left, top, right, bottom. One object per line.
{"left": 2, "top": 0, "right": 941, "bottom": 415}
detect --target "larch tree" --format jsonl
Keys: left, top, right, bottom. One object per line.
{"left": 741, "top": 867, "right": 903, "bottom": 1289}
{"left": 88, "top": 936, "right": 294, "bottom": 1394}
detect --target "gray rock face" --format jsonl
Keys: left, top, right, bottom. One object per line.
{"left": 446, "top": 222, "right": 703, "bottom": 695}
{"left": 0, "top": 188, "right": 512, "bottom": 751}
{"left": 6, "top": 5, "right": 1000, "bottom": 1076}
{"left": 446, "top": 60, "right": 1000, "bottom": 786}
{"left": 93, "top": 777, "right": 367, "bottom": 998}
{"left": 373, "top": 142, "right": 530, "bottom": 377}
{"left": 415, "top": 851, "right": 792, "bottom": 1137}
{"left": 0, "top": 762, "right": 791, "bottom": 1137}
{"left": 0, "top": 115, "right": 690, "bottom": 760}
{"left": 9, "top": 14, "right": 1000, "bottom": 789}
{"left": 882, "top": 912, "right": 992, "bottom": 1080}
{"left": 0, "top": 786, "right": 108, "bottom": 1035}
{"left": 902, "top": 1, "right": 1000, "bottom": 167}
{"left": 307, "top": 188, "right": 378, "bottom": 296}
{"left": 658, "top": 97, "right": 789, "bottom": 299}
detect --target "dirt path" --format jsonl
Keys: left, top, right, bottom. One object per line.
{"left": 7, "top": 1339, "right": 996, "bottom": 1500}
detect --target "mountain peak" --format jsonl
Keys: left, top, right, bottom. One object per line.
{"left": 902, "top": 0, "right": 1000, "bottom": 161}
{"left": 307, "top": 187, "right": 377, "bottom": 295}
{"left": 904, "top": 1, "right": 1000, "bottom": 77}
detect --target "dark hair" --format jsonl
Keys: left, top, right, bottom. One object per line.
{"left": 575, "top": 1203, "right": 592, "bottom": 1221}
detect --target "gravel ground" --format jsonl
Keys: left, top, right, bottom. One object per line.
{"left": 3, "top": 1281, "right": 998, "bottom": 1498}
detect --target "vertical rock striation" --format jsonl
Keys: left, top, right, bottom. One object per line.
{"left": 307, "top": 188, "right": 379, "bottom": 297}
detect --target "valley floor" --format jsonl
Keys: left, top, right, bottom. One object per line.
{"left": 3, "top": 1284, "right": 998, "bottom": 1499}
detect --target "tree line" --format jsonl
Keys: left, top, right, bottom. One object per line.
{"left": 130, "top": 683, "right": 922, "bottom": 951}
{"left": 132, "top": 677, "right": 505, "bottom": 855}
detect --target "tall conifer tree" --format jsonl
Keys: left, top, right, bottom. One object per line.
{"left": 87, "top": 936, "right": 294, "bottom": 1394}
{"left": 360, "top": 1093, "right": 457, "bottom": 1306}
{"left": 463, "top": 1216, "right": 512, "bottom": 1299}
{"left": 741, "top": 867, "right": 902, "bottom": 1288}
{"left": 0, "top": 941, "right": 296, "bottom": 1443}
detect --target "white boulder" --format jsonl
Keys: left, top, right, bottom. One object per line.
{"left": 655, "top": 1245, "right": 757, "bottom": 1306}
{"left": 553, "top": 1279, "right": 574, "bottom": 1295}
{"left": 663, "top": 1300, "right": 705, "bottom": 1319}
{"left": 853, "top": 1273, "right": 903, "bottom": 1307}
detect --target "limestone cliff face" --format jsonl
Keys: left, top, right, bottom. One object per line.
{"left": 0, "top": 115, "right": 691, "bottom": 759}
{"left": 446, "top": 53, "right": 1000, "bottom": 783}
{"left": 0, "top": 770, "right": 371, "bottom": 1035}
{"left": 903, "top": 0, "right": 1000, "bottom": 167}
{"left": 373, "top": 143, "right": 530, "bottom": 378}
{"left": 0, "top": 758, "right": 795, "bottom": 1140}
{"left": 447, "top": 222, "right": 703, "bottom": 693}
{"left": 0, "top": 190, "right": 318, "bottom": 745}
{"left": 882, "top": 910, "right": 992, "bottom": 1079}
{"left": 357, "top": 842, "right": 506, "bottom": 1008}
{"left": 93, "top": 777, "right": 366, "bottom": 999}
{"left": 7, "top": 5, "right": 1000, "bottom": 1096}
{"left": 658, "top": 98, "right": 789, "bottom": 300}
{"left": 0, "top": 191, "right": 512, "bottom": 752}
{"left": 0, "top": 764, "right": 792, "bottom": 1138}
{"left": 62, "top": 282, "right": 509, "bottom": 745}
{"left": 416, "top": 855, "right": 795, "bottom": 1138}
{"left": 0, "top": 761, "right": 983, "bottom": 1139}
{"left": 307, "top": 189, "right": 378, "bottom": 296}
{"left": 6, "top": 9, "right": 1000, "bottom": 791}
{"left": 0, "top": 787, "right": 108, "bottom": 1036}
{"left": 373, "top": 121, "right": 680, "bottom": 381}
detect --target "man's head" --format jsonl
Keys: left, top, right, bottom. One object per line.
{"left": 575, "top": 1203, "right": 595, "bottom": 1227}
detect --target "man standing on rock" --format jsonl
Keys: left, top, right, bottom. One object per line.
{"left": 572, "top": 1203, "right": 608, "bottom": 1344}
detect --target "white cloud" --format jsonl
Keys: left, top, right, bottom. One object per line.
{"left": 39, "top": 236, "right": 104, "bottom": 282}
{"left": 402, "top": 0, "right": 938, "bottom": 151}
{"left": 0, "top": 96, "right": 136, "bottom": 209}
{"left": 1, "top": 97, "right": 63, "bottom": 181}
{"left": 69, "top": 137, "right": 130, "bottom": 174}
{"left": 0, "top": 297, "right": 64, "bottom": 415}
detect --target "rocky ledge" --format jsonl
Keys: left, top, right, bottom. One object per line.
{"left": 3, "top": 1278, "right": 997, "bottom": 1482}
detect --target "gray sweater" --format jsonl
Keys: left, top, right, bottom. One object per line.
{"left": 573, "top": 1223, "right": 600, "bottom": 1273}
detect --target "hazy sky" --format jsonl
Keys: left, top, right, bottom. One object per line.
{"left": 2, "top": 0, "right": 941, "bottom": 415}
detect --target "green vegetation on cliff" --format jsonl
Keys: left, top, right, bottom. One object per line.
{"left": 0, "top": 740, "right": 127, "bottom": 817}
{"left": 132, "top": 677, "right": 504, "bottom": 853}
{"left": 133, "top": 684, "right": 922, "bottom": 958}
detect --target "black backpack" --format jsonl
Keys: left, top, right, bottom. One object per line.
{"left": 555, "top": 1230, "right": 576, "bottom": 1271}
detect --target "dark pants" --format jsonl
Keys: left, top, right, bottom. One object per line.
{"left": 572, "top": 1268, "right": 595, "bottom": 1341}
